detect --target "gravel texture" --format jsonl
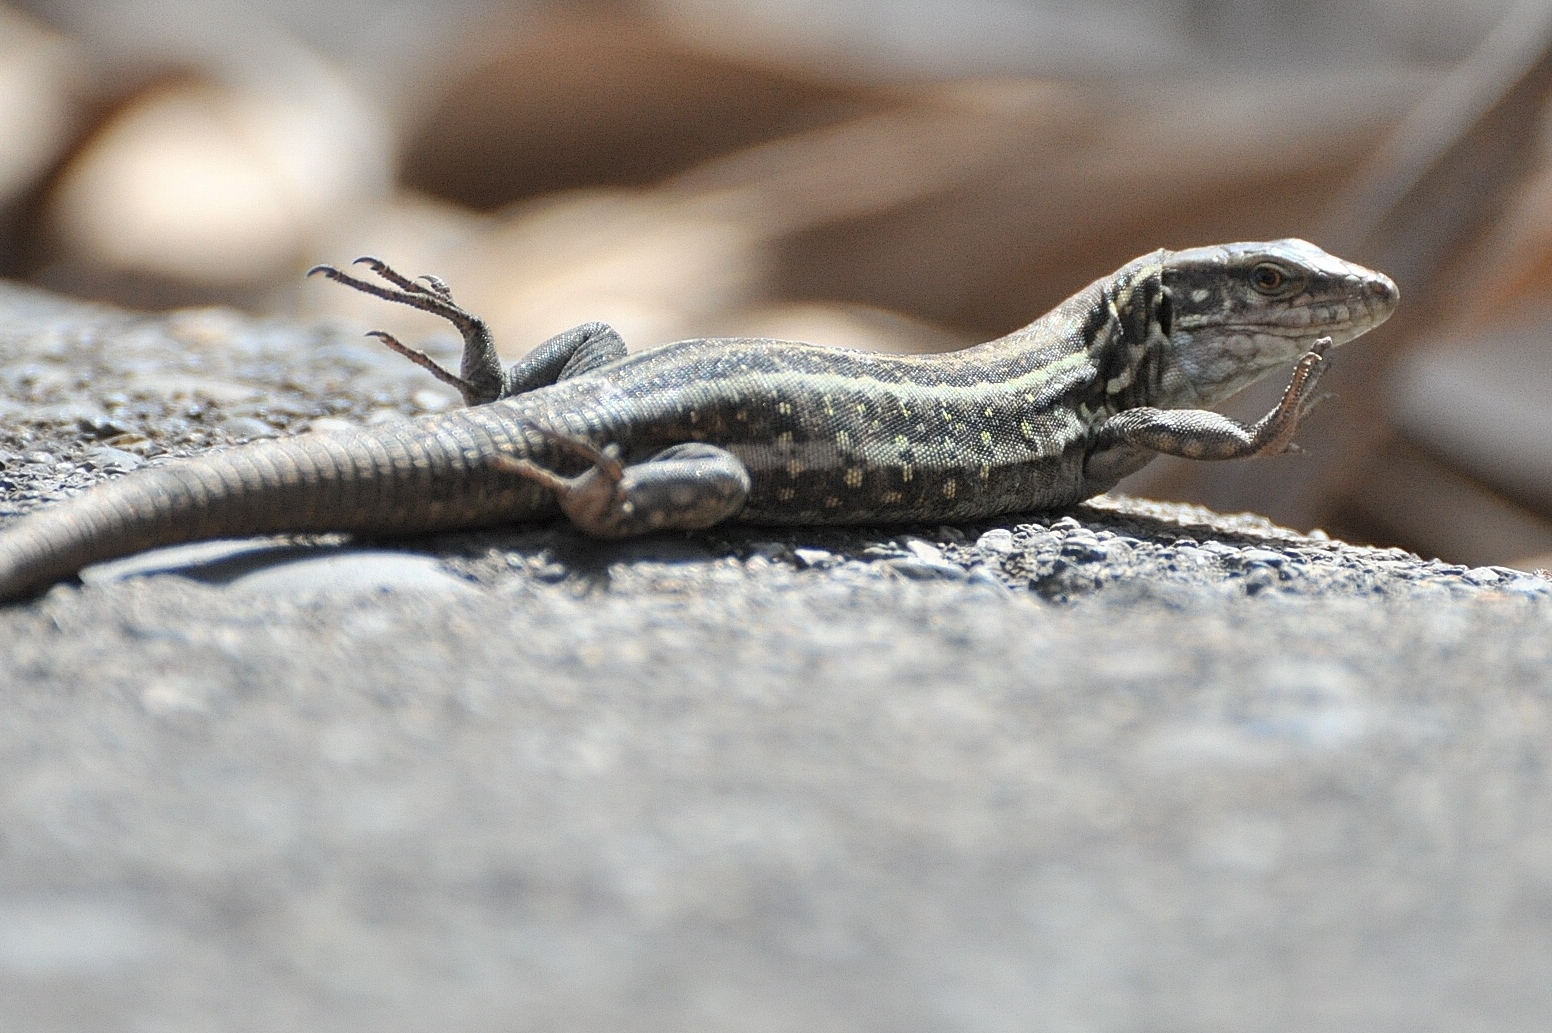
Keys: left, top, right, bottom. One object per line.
{"left": 1, "top": 282, "right": 1551, "bottom": 1032}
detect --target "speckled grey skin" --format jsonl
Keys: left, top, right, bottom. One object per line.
{"left": 0, "top": 283, "right": 1550, "bottom": 1033}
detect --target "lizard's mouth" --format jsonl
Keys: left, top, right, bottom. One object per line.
{"left": 1252, "top": 271, "right": 1399, "bottom": 340}
{"left": 1168, "top": 270, "right": 1398, "bottom": 408}
{"left": 1205, "top": 271, "right": 1399, "bottom": 342}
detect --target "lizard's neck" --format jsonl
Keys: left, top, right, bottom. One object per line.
{"left": 970, "top": 254, "right": 1182, "bottom": 413}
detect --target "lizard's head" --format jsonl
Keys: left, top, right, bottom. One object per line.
{"left": 1140, "top": 239, "right": 1398, "bottom": 406}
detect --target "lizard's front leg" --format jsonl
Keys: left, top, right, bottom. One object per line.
{"left": 309, "top": 259, "right": 626, "bottom": 405}
{"left": 1090, "top": 338, "right": 1333, "bottom": 464}
{"left": 492, "top": 429, "right": 751, "bottom": 537}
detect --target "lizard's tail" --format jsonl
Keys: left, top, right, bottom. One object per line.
{"left": 0, "top": 420, "right": 548, "bottom": 602}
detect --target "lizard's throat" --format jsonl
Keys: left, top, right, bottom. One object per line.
{"left": 1166, "top": 326, "right": 1321, "bottom": 408}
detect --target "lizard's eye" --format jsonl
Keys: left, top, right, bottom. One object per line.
{"left": 1251, "top": 263, "right": 1288, "bottom": 294}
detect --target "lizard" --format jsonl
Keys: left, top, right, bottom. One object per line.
{"left": 0, "top": 238, "right": 1396, "bottom": 602}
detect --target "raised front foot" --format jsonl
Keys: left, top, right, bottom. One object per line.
{"left": 492, "top": 426, "right": 751, "bottom": 537}
{"left": 1095, "top": 337, "right": 1335, "bottom": 462}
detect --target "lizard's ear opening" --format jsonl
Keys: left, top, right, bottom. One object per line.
{"left": 1155, "top": 287, "right": 1174, "bottom": 338}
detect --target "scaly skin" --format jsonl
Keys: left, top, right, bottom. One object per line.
{"left": 0, "top": 240, "right": 1396, "bottom": 601}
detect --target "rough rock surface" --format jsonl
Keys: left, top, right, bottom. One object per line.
{"left": 1, "top": 282, "right": 1550, "bottom": 1032}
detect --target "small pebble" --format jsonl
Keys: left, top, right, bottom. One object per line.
{"left": 1241, "top": 566, "right": 1279, "bottom": 594}
{"left": 1240, "top": 548, "right": 1287, "bottom": 567}
{"left": 883, "top": 558, "right": 968, "bottom": 581}
{"left": 532, "top": 563, "right": 569, "bottom": 583}
{"left": 83, "top": 447, "right": 143, "bottom": 472}
{"left": 1060, "top": 537, "right": 1109, "bottom": 561}
{"left": 305, "top": 418, "right": 358, "bottom": 435}
{"left": 976, "top": 529, "right": 1016, "bottom": 553}
{"left": 80, "top": 413, "right": 132, "bottom": 437}
{"left": 221, "top": 416, "right": 277, "bottom": 441}
{"left": 793, "top": 548, "right": 834, "bottom": 570}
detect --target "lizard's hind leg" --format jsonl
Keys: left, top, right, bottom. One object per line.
{"left": 503, "top": 322, "right": 628, "bottom": 394}
{"left": 492, "top": 428, "right": 750, "bottom": 537}
{"left": 309, "top": 257, "right": 506, "bottom": 406}
{"left": 309, "top": 259, "right": 629, "bottom": 405}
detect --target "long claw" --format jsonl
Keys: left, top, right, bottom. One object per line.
{"left": 352, "top": 256, "right": 437, "bottom": 296}
{"left": 488, "top": 435, "right": 622, "bottom": 494}
{"left": 417, "top": 274, "right": 454, "bottom": 300}
{"left": 488, "top": 454, "right": 571, "bottom": 493}
{"left": 365, "top": 331, "right": 472, "bottom": 394}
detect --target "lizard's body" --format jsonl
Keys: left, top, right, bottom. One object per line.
{"left": 0, "top": 240, "right": 1396, "bottom": 601}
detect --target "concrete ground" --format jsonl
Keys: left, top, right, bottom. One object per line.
{"left": 1, "top": 283, "right": 1550, "bottom": 1032}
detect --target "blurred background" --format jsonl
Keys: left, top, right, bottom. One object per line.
{"left": 1, "top": 0, "right": 1551, "bottom": 568}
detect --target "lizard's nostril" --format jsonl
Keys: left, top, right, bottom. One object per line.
{"left": 1367, "top": 274, "right": 1400, "bottom": 309}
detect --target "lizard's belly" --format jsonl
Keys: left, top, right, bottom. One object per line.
{"left": 730, "top": 443, "right": 1091, "bottom": 524}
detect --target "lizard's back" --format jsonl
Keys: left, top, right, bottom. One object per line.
{"left": 521, "top": 323, "right": 1098, "bottom": 524}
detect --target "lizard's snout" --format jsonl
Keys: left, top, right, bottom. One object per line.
{"left": 1368, "top": 271, "right": 1399, "bottom": 306}
{"left": 1362, "top": 271, "right": 1399, "bottom": 322}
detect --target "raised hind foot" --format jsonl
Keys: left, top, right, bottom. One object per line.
{"left": 310, "top": 258, "right": 629, "bottom": 407}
